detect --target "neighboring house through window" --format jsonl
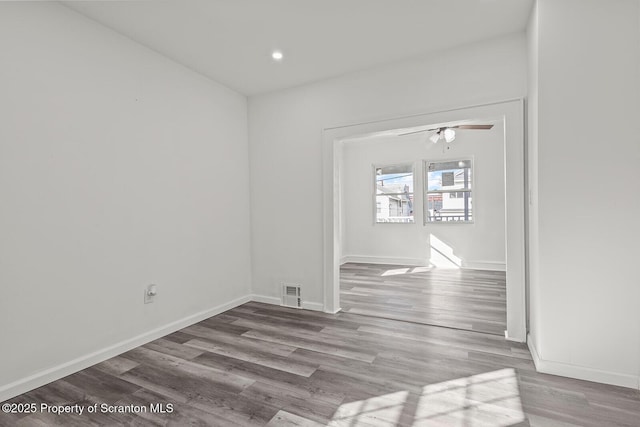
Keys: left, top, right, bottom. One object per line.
{"left": 374, "top": 164, "right": 414, "bottom": 223}
{"left": 425, "top": 159, "right": 473, "bottom": 223}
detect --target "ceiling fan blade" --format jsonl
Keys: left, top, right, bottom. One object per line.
{"left": 399, "top": 124, "right": 492, "bottom": 136}
{"left": 453, "top": 124, "right": 494, "bottom": 130}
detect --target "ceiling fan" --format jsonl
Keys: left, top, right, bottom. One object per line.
{"left": 399, "top": 124, "right": 494, "bottom": 143}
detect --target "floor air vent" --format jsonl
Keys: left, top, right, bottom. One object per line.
{"left": 282, "top": 283, "right": 302, "bottom": 308}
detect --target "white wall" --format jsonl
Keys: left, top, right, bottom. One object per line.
{"left": 249, "top": 34, "right": 527, "bottom": 306}
{"left": 526, "top": 0, "right": 541, "bottom": 356}
{"left": 341, "top": 126, "right": 506, "bottom": 270}
{"left": 0, "top": 2, "right": 251, "bottom": 398}
{"left": 527, "top": 0, "right": 640, "bottom": 389}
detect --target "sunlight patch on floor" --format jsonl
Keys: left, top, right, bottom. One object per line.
{"left": 329, "top": 369, "right": 525, "bottom": 426}
{"left": 380, "top": 266, "right": 433, "bottom": 276}
{"left": 381, "top": 268, "right": 411, "bottom": 276}
{"left": 415, "top": 368, "right": 525, "bottom": 426}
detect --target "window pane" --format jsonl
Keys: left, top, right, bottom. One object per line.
{"left": 376, "top": 195, "right": 414, "bottom": 223}
{"left": 425, "top": 159, "right": 473, "bottom": 223}
{"left": 426, "top": 191, "right": 472, "bottom": 222}
{"left": 376, "top": 165, "right": 413, "bottom": 193}
{"left": 427, "top": 160, "right": 472, "bottom": 191}
{"left": 375, "top": 165, "right": 414, "bottom": 193}
{"left": 375, "top": 164, "right": 414, "bottom": 223}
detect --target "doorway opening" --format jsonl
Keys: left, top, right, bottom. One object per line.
{"left": 339, "top": 119, "right": 506, "bottom": 335}
{"left": 322, "top": 100, "right": 526, "bottom": 342}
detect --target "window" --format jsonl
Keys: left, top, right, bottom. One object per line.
{"left": 425, "top": 159, "right": 473, "bottom": 223}
{"left": 374, "top": 164, "right": 414, "bottom": 223}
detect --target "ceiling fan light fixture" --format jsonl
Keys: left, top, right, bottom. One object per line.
{"left": 443, "top": 128, "right": 456, "bottom": 143}
{"left": 429, "top": 133, "right": 440, "bottom": 144}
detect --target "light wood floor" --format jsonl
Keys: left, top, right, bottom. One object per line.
{"left": 341, "top": 263, "right": 507, "bottom": 335}
{"left": 2, "top": 302, "right": 640, "bottom": 426}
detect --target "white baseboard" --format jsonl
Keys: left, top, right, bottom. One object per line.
{"left": 341, "top": 255, "right": 429, "bottom": 267}
{"left": 301, "top": 301, "right": 324, "bottom": 312}
{"left": 250, "top": 294, "right": 324, "bottom": 312}
{"left": 249, "top": 294, "right": 281, "bottom": 306}
{"left": 341, "top": 255, "right": 505, "bottom": 271}
{"left": 0, "top": 294, "right": 251, "bottom": 403}
{"left": 504, "top": 330, "right": 525, "bottom": 343}
{"left": 527, "top": 333, "right": 640, "bottom": 390}
{"left": 461, "top": 260, "right": 506, "bottom": 271}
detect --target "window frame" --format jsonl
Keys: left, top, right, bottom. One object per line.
{"left": 423, "top": 158, "right": 474, "bottom": 225}
{"left": 372, "top": 162, "right": 416, "bottom": 224}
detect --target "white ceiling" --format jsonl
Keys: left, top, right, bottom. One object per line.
{"left": 63, "top": 0, "right": 534, "bottom": 96}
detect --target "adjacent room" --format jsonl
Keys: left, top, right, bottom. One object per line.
{"left": 1, "top": 1, "right": 639, "bottom": 426}
{"left": 339, "top": 119, "right": 509, "bottom": 335}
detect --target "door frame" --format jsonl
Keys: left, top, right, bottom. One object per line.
{"left": 321, "top": 99, "right": 526, "bottom": 342}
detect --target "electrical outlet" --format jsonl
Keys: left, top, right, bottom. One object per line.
{"left": 144, "top": 284, "right": 157, "bottom": 304}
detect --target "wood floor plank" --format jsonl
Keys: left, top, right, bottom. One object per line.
{"left": 241, "top": 381, "right": 338, "bottom": 424}
{"left": 2, "top": 300, "right": 639, "bottom": 426}
{"left": 92, "top": 355, "right": 140, "bottom": 377}
{"left": 266, "top": 409, "right": 326, "bottom": 426}
{"left": 341, "top": 263, "right": 507, "bottom": 335}
{"left": 184, "top": 338, "right": 319, "bottom": 377}
{"left": 181, "top": 324, "right": 298, "bottom": 358}
{"left": 121, "top": 347, "right": 255, "bottom": 395}
{"left": 192, "top": 351, "right": 346, "bottom": 407}
{"left": 143, "top": 337, "right": 206, "bottom": 361}
{"left": 241, "top": 329, "right": 377, "bottom": 363}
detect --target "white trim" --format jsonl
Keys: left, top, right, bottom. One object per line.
{"left": 323, "top": 99, "right": 527, "bottom": 341}
{"left": 323, "top": 98, "right": 526, "bottom": 132}
{"left": 301, "top": 301, "right": 324, "bottom": 312}
{"left": 342, "top": 255, "right": 505, "bottom": 271}
{"left": 527, "top": 332, "right": 542, "bottom": 366}
{"left": 527, "top": 333, "right": 640, "bottom": 390}
{"left": 461, "top": 261, "right": 507, "bottom": 271}
{"left": 249, "top": 294, "right": 324, "bottom": 313}
{"left": 341, "top": 255, "right": 429, "bottom": 267}
{"left": 250, "top": 294, "right": 281, "bottom": 306}
{"left": 0, "top": 294, "right": 251, "bottom": 403}
{"left": 504, "top": 330, "right": 523, "bottom": 343}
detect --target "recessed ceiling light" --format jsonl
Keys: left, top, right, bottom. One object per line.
{"left": 271, "top": 50, "right": 283, "bottom": 61}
